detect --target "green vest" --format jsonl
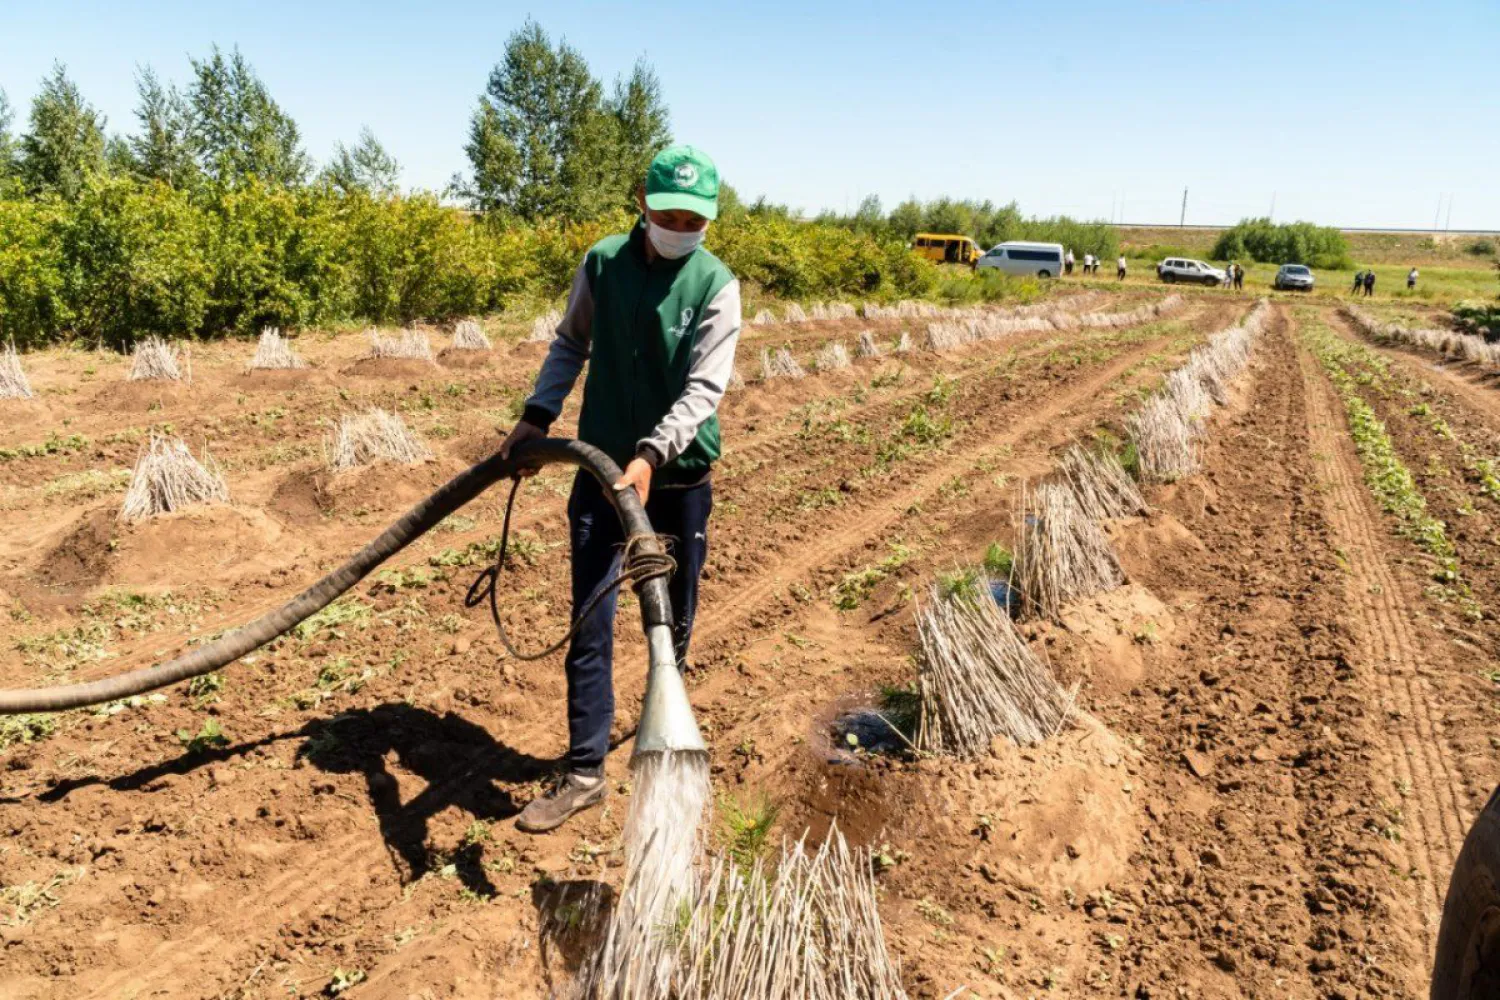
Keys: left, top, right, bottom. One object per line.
{"left": 577, "top": 224, "right": 735, "bottom": 486}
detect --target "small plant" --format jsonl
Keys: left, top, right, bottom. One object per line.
{"left": 463, "top": 820, "right": 492, "bottom": 847}
{"left": 186, "top": 671, "right": 225, "bottom": 705}
{"left": 0, "top": 713, "right": 57, "bottom": 751}
{"left": 982, "top": 542, "right": 1013, "bottom": 578}
{"left": 326, "top": 968, "right": 366, "bottom": 996}
{"left": 720, "top": 794, "right": 779, "bottom": 870}
{"left": 176, "top": 719, "right": 229, "bottom": 755}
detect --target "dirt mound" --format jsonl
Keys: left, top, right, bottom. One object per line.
{"left": 316, "top": 457, "right": 467, "bottom": 515}
{"left": 437, "top": 348, "right": 494, "bottom": 370}
{"left": 38, "top": 504, "right": 296, "bottom": 591}
{"left": 1108, "top": 512, "right": 1208, "bottom": 598}
{"left": 339, "top": 357, "right": 437, "bottom": 379}
{"left": 36, "top": 506, "right": 117, "bottom": 588}
{"left": 227, "top": 368, "right": 328, "bottom": 391}
{"left": 269, "top": 467, "right": 334, "bottom": 524}
{"left": 1048, "top": 582, "right": 1176, "bottom": 693}
{"left": 88, "top": 380, "right": 201, "bottom": 412}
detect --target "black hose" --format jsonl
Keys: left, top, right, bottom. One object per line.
{"left": 0, "top": 439, "right": 673, "bottom": 714}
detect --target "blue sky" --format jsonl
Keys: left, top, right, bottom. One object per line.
{"left": 3, "top": 1, "right": 1496, "bottom": 230}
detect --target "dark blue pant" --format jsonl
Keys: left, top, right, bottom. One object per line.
{"left": 564, "top": 472, "right": 711, "bottom": 772}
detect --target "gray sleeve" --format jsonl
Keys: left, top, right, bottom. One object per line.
{"left": 523, "top": 261, "right": 594, "bottom": 425}
{"left": 637, "top": 279, "right": 742, "bottom": 467}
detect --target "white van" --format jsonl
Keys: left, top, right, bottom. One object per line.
{"left": 976, "top": 241, "right": 1065, "bottom": 278}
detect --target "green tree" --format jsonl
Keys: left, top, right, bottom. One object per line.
{"left": 186, "top": 46, "right": 309, "bottom": 187}
{"left": 323, "top": 126, "right": 400, "bottom": 195}
{"left": 887, "top": 198, "right": 923, "bottom": 240}
{"left": 457, "top": 20, "right": 623, "bottom": 220}
{"left": 130, "top": 66, "right": 197, "bottom": 187}
{"left": 850, "top": 194, "right": 885, "bottom": 235}
{"left": 17, "top": 64, "right": 107, "bottom": 199}
{"left": 0, "top": 88, "right": 16, "bottom": 182}
{"left": 607, "top": 59, "right": 670, "bottom": 207}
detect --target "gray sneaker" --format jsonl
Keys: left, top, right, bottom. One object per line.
{"left": 516, "top": 772, "right": 607, "bottom": 833}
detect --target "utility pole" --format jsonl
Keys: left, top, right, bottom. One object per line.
{"left": 1434, "top": 194, "right": 1444, "bottom": 233}
{"left": 1179, "top": 188, "right": 1188, "bottom": 228}
{"left": 1445, "top": 196, "right": 1454, "bottom": 232}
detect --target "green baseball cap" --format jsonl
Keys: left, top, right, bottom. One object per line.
{"left": 645, "top": 144, "right": 719, "bottom": 221}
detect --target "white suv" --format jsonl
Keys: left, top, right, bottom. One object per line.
{"left": 1156, "top": 257, "right": 1227, "bottom": 286}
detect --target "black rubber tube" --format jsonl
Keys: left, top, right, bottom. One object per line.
{"left": 0, "top": 439, "right": 672, "bottom": 714}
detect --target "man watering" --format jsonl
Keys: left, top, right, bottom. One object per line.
{"left": 500, "top": 145, "right": 741, "bottom": 833}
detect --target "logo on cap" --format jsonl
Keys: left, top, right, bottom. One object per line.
{"left": 673, "top": 162, "right": 698, "bottom": 188}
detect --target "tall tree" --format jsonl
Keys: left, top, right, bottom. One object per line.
{"left": 185, "top": 46, "right": 308, "bottom": 187}
{"left": 0, "top": 88, "right": 15, "bottom": 180}
{"left": 130, "top": 66, "right": 196, "bottom": 187}
{"left": 458, "top": 20, "right": 623, "bottom": 220}
{"left": 607, "top": 59, "right": 670, "bottom": 206}
{"left": 323, "top": 126, "right": 400, "bottom": 195}
{"left": 17, "top": 64, "right": 107, "bottom": 199}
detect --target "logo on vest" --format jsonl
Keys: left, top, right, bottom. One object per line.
{"left": 673, "top": 163, "right": 698, "bottom": 188}
{"left": 667, "top": 307, "right": 695, "bottom": 340}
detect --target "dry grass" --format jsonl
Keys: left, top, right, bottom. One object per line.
{"left": 1128, "top": 300, "right": 1269, "bottom": 483}
{"left": 895, "top": 331, "right": 912, "bottom": 354}
{"left": 325, "top": 408, "right": 433, "bottom": 471}
{"left": 366, "top": 328, "right": 433, "bottom": 361}
{"left": 728, "top": 366, "right": 746, "bottom": 391}
{"left": 750, "top": 308, "right": 776, "bottom": 326}
{"left": 916, "top": 579, "right": 1073, "bottom": 756}
{"left": 760, "top": 346, "right": 806, "bottom": 380}
{"left": 528, "top": 309, "right": 563, "bottom": 343}
{"left": 1344, "top": 304, "right": 1500, "bottom": 367}
{"left": 0, "top": 341, "right": 35, "bottom": 399}
{"left": 573, "top": 824, "right": 907, "bottom": 999}
{"left": 815, "top": 341, "right": 851, "bottom": 371}
{"left": 856, "top": 330, "right": 880, "bottom": 359}
{"left": 450, "top": 318, "right": 491, "bottom": 351}
{"left": 782, "top": 303, "right": 809, "bottom": 324}
{"left": 863, "top": 300, "right": 941, "bottom": 321}
{"left": 247, "top": 327, "right": 306, "bottom": 370}
{"left": 810, "top": 302, "right": 857, "bottom": 321}
{"left": 120, "top": 435, "right": 229, "bottom": 522}
{"left": 1128, "top": 394, "right": 1199, "bottom": 483}
{"left": 128, "top": 336, "right": 188, "bottom": 382}
{"left": 1013, "top": 482, "right": 1124, "bottom": 620}
{"left": 1057, "top": 445, "right": 1146, "bottom": 520}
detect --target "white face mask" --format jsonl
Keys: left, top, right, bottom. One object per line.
{"left": 647, "top": 220, "right": 707, "bottom": 260}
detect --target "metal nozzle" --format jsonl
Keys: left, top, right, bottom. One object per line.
{"left": 632, "top": 624, "right": 708, "bottom": 757}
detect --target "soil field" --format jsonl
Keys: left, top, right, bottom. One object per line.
{"left": 1, "top": 289, "right": 1496, "bottom": 999}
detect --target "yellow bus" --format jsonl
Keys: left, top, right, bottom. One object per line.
{"left": 912, "top": 233, "right": 981, "bottom": 266}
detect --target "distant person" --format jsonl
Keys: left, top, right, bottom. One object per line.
{"left": 1352, "top": 270, "right": 1365, "bottom": 295}
{"left": 1116, "top": 255, "right": 1127, "bottom": 281}
{"left": 1081, "top": 253, "right": 1092, "bottom": 275}
{"left": 1407, "top": 266, "right": 1418, "bottom": 290}
{"left": 1233, "top": 263, "right": 1245, "bottom": 291}
{"left": 1065, "top": 249, "right": 1075, "bottom": 275}
{"left": 1223, "top": 263, "right": 1234, "bottom": 288}
{"left": 1363, "top": 270, "right": 1376, "bottom": 296}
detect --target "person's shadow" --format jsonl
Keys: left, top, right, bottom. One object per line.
{"left": 297, "top": 703, "right": 555, "bottom": 896}
{"left": 34, "top": 702, "right": 558, "bottom": 899}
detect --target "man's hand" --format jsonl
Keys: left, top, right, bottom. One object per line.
{"left": 500, "top": 420, "right": 547, "bottom": 476}
{"left": 613, "top": 457, "right": 653, "bottom": 506}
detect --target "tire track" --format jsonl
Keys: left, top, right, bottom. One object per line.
{"left": 1295, "top": 313, "right": 1471, "bottom": 943}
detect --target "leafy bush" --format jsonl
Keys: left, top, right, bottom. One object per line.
{"left": 1463, "top": 238, "right": 1495, "bottom": 257}
{"left": 1211, "top": 218, "right": 1351, "bottom": 269}
{"left": 0, "top": 179, "right": 935, "bottom": 346}
{"left": 1453, "top": 301, "right": 1500, "bottom": 341}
